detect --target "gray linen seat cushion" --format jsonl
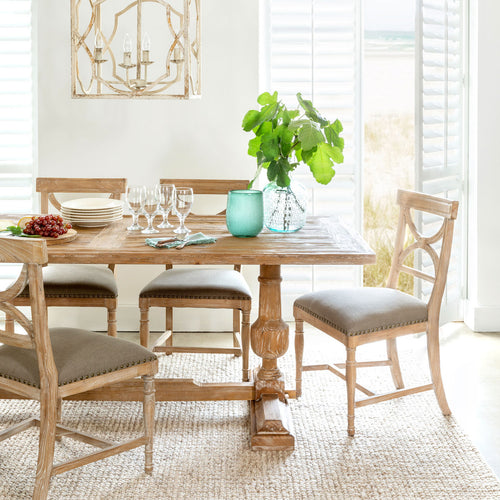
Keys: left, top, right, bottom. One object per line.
{"left": 19, "top": 264, "right": 118, "bottom": 299}
{"left": 140, "top": 268, "right": 252, "bottom": 300}
{"left": 0, "top": 328, "right": 157, "bottom": 388}
{"left": 294, "top": 288, "right": 428, "bottom": 336}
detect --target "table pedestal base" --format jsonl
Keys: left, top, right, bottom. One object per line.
{"left": 250, "top": 394, "right": 295, "bottom": 451}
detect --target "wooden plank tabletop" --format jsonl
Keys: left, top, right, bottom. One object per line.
{"left": 1, "top": 215, "right": 376, "bottom": 266}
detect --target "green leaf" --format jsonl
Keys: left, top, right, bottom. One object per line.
{"left": 260, "top": 102, "right": 279, "bottom": 124}
{"left": 325, "top": 124, "right": 345, "bottom": 151}
{"left": 267, "top": 160, "right": 278, "bottom": 181}
{"left": 301, "top": 147, "right": 316, "bottom": 164}
{"left": 7, "top": 225, "right": 22, "bottom": 235}
{"left": 281, "top": 108, "right": 291, "bottom": 127}
{"left": 332, "top": 119, "right": 343, "bottom": 134}
{"left": 298, "top": 123, "right": 324, "bottom": 151}
{"left": 256, "top": 121, "right": 272, "bottom": 137}
{"left": 276, "top": 125, "right": 294, "bottom": 157}
{"left": 247, "top": 136, "right": 261, "bottom": 157}
{"left": 256, "top": 151, "right": 266, "bottom": 165}
{"left": 261, "top": 132, "right": 280, "bottom": 161}
{"left": 257, "top": 91, "right": 278, "bottom": 105}
{"left": 306, "top": 143, "right": 337, "bottom": 185}
{"left": 288, "top": 119, "right": 310, "bottom": 132}
{"left": 242, "top": 110, "right": 261, "bottom": 131}
{"left": 323, "top": 143, "right": 344, "bottom": 163}
{"left": 296, "top": 93, "right": 329, "bottom": 127}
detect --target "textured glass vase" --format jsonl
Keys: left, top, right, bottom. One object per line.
{"left": 263, "top": 180, "right": 307, "bottom": 233}
{"left": 226, "top": 189, "right": 264, "bottom": 237}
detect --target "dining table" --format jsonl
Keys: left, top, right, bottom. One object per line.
{"left": 0, "top": 215, "right": 375, "bottom": 450}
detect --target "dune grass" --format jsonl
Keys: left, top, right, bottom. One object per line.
{"left": 363, "top": 113, "right": 414, "bottom": 294}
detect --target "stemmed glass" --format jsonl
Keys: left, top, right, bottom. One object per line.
{"left": 126, "top": 185, "right": 145, "bottom": 231}
{"left": 157, "top": 184, "right": 176, "bottom": 229}
{"left": 174, "top": 187, "right": 194, "bottom": 235}
{"left": 141, "top": 186, "right": 160, "bottom": 234}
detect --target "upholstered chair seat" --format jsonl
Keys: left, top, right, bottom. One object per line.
{"left": 294, "top": 288, "right": 428, "bottom": 337}
{"left": 0, "top": 328, "right": 156, "bottom": 388}
{"left": 140, "top": 268, "right": 252, "bottom": 301}
{"left": 18, "top": 264, "right": 118, "bottom": 299}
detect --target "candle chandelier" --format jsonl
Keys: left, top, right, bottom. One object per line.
{"left": 71, "top": 0, "right": 201, "bottom": 99}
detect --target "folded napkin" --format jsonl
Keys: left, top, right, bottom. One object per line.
{"left": 146, "top": 232, "right": 216, "bottom": 249}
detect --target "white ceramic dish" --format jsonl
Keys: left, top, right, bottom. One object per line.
{"left": 61, "top": 198, "right": 123, "bottom": 210}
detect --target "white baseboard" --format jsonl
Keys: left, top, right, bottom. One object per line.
{"left": 464, "top": 300, "right": 500, "bottom": 332}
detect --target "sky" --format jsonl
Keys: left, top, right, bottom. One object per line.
{"left": 364, "top": 0, "right": 416, "bottom": 31}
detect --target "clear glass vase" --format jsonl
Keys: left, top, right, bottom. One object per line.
{"left": 263, "top": 180, "right": 307, "bottom": 233}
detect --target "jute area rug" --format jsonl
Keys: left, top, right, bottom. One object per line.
{"left": 0, "top": 332, "right": 499, "bottom": 500}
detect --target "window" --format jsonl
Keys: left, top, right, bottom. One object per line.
{"left": 0, "top": 0, "right": 35, "bottom": 214}
{"left": 262, "top": 0, "right": 466, "bottom": 320}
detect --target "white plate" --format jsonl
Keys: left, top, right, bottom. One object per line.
{"left": 61, "top": 209, "right": 123, "bottom": 218}
{"left": 65, "top": 215, "right": 123, "bottom": 223}
{"left": 71, "top": 220, "right": 120, "bottom": 228}
{"left": 61, "top": 198, "right": 123, "bottom": 210}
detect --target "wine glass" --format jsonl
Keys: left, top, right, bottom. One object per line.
{"left": 157, "top": 184, "right": 176, "bottom": 229}
{"left": 141, "top": 185, "right": 160, "bottom": 234}
{"left": 126, "top": 185, "right": 145, "bottom": 231}
{"left": 174, "top": 187, "right": 194, "bottom": 235}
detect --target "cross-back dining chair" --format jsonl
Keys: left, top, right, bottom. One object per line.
{"left": 139, "top": 178, "right": 252, "bottom": 381}
{"left": 294, "top": 189, "right": 459, "bottom": 436}
{"left": 0, "top": 237, "right": 158, "bottom": 499}
{"left": 6, "top": 177, "right": 127, "bottom": 337}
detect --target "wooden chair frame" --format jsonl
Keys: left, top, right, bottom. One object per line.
{"left": 140, "top": 179, "right": 252, "bottom": 380}
{"left": 0, "top": 238, "right": 158, "bottom": 499}
{"left": 294, "top": 189, "right": 459, "bottom": 436}
{"left": 7, "top": 177, "right": 127, "bottom": 337}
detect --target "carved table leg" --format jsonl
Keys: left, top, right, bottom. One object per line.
{"left": 250, "top": 265, "right": 294, "bottom": 451}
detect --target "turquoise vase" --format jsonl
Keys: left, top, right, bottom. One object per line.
{"left": 263, "top": 180, "right": 307, "bottom": 232}
{"left": 226, "top": 189, "right": 264, "bottom": 237}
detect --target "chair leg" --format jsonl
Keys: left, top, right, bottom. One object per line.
{"left": 426, "top": 323, "right": 451, "bottom": 415}
{"left": 55, "top": 398, "right": 62, "bottom": 442}
{"left": 165, "top": 307, "right": 173, "bottom": 355}
{"left": 5, "top": 315, "right": 14, "bottom": 333}
{"left": 295, "top": 318, "right": 304, "bottom": 398}
{"left": 139, "top": 300, "right": 150, "bottom": 348}
{"left": 232, "top": 309, "right": 242, "bottom": 357}
{"left": 107, "top": 304, "right": 117, "bottom": 337}
{"left": 142, "top": 375, "right": 155, "bottom": 474}
{"left": 346, "top": 346, "right": 357, "bottom": 437}
{"left": 386, "top": 338, "right": 404, "bottom": 389}
{"left": 241, "top": 310, "right": 251, "bottom": 382}
{"left": 33, "top": 391, "right": 57, "bottom": 500}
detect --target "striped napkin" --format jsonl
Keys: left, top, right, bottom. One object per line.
{"left": 145, "top": 232, "right": 216, "bottom": 249}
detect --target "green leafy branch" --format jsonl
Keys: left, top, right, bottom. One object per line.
{"left": 242, "top": 91, "right": 344, "bottom": 188}
{"left": 5, "top": 226, "right": 40, "bottom": 238}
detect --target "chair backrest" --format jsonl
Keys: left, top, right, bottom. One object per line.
{"left": 0, "top": 239, "right": 57, "bottom": 392}
{"left": 36, "top": 177, "right": 127, "bottom": 213}
{"left": 159, "top": 179, "right": 249, "bottom": 216}
{"left": 387, "top": 189, "right": 459, "bottom": 320}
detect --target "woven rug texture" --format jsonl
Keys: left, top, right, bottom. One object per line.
{"left": 0, "top": 332, "right": 499, "bottom": 500}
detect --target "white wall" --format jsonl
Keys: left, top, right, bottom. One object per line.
{"left": 37, "top": 0, "right": 260, "bottom": 331}
{"left": 465, "top": 0, "right": 500, "bottom": 331}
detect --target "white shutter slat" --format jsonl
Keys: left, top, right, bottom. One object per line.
{"left": 416, "top": 0, "right": 464, "bottom": 322}
{"left": 0, "top": 0, "right": 34, "bottom": 219}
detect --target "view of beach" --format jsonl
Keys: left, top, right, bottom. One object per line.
{"left": 363, "top": 28, "right": 415, "bottom": 289}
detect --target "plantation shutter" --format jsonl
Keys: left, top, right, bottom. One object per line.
{"left": 0, "top": 0, "right": 34, "bottom": 214}
{"left": 0, "top": 0, "right": 35, "bottom": 288}
{"left": 416, "top": 0, "right": 466, "bottom": 321}
{"left": 262, "top": 0, "right": 363, "bottom": 318}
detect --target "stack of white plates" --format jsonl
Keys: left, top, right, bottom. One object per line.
{"left": 61, "top": 198, "right": 123, "bottom": 227}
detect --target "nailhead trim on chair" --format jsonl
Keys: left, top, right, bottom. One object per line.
{"left": 0, "top": 355, "right": 157, "bottom": 389}
{"left": 140, "top": 293, "right": 251, "bottom": 300}
{"left": 294, "top": 304, "right": 427, "bottom": 337}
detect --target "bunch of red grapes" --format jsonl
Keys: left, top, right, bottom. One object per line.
{"left": 23, "top": 215, "right": 72, "bottom": 238}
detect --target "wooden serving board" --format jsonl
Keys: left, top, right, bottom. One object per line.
{"left": 41, "top": 228, "right": 77, "bottom": 245}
